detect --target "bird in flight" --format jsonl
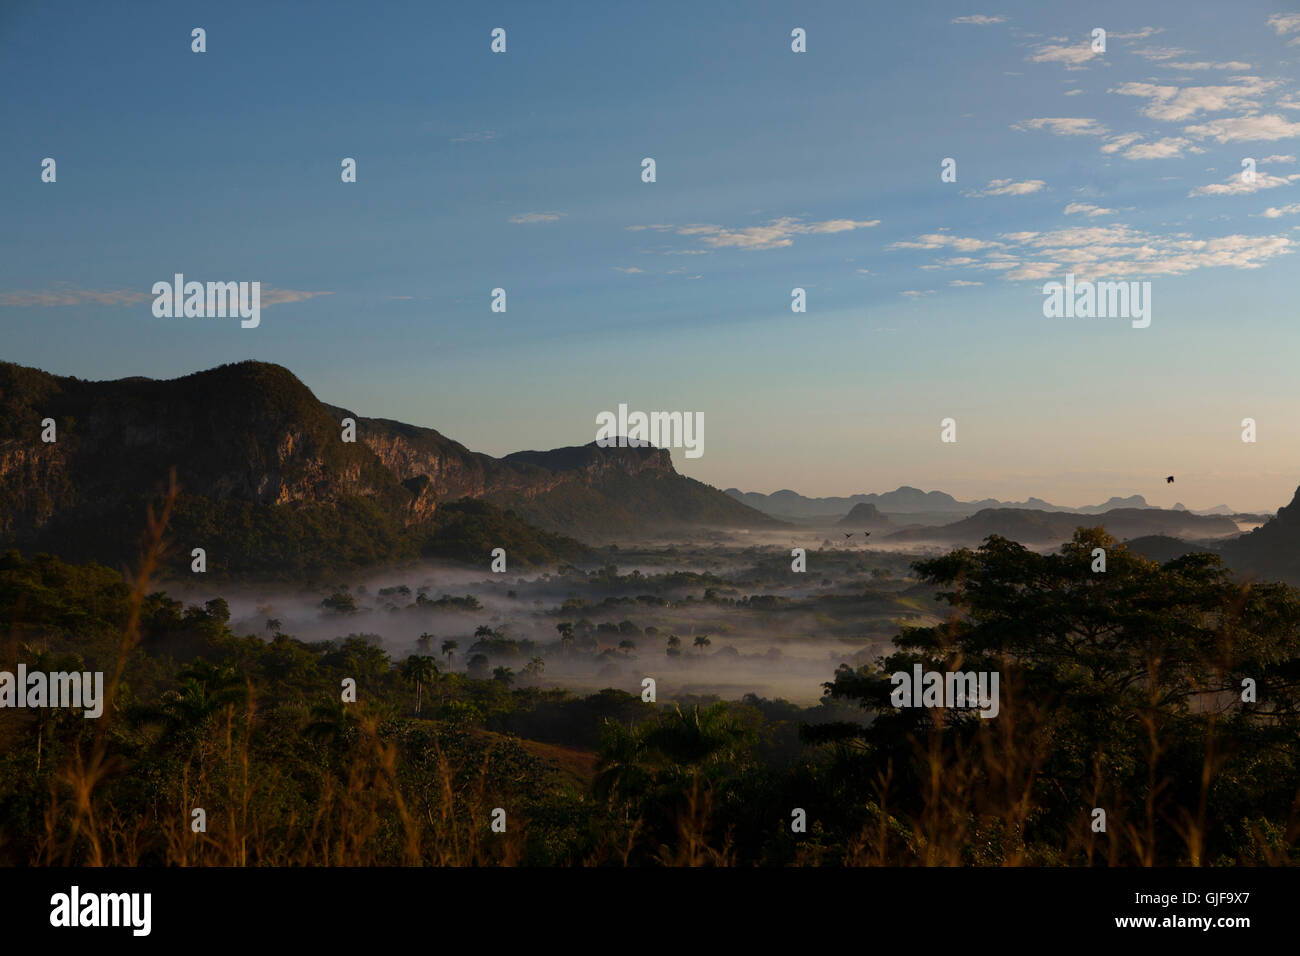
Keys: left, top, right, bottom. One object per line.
{"left": 1166, "top": 476, "right": 1175, "bottom": 484}
{"left": 843, "top": 532, "right": 854, "bottom": 538}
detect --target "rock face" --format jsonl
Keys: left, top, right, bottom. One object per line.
{"left": 0, "top": 360, "right": 777, "bottom": 561}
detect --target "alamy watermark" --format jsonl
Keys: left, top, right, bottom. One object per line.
{"left": 152, "top": 273, "right": 260, "bottom": 328}
{"left": 1042, "top": 273, "right": 1150, "bottom": 328}
{"left": 0, "top": 665, "right": 104, "bottom": 718}
{"left": 890, "top": 663, "right": 1000, "bottom": 718}
{"left": 595, "top": 404, "right": 704, "bottom": 458}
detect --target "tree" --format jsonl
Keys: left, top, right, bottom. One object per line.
{"left": 265, "top": 618, "right": 282, "bottom": 636}
{"left": 522, "top": 656, "right": 545, "bottom": 680}
{"left": 492, "top": 666, "right": 514, "bottom": 687}
{"left": 399, "top": 655, "right": 438, "bottom": 715}
{"left": 466, "top": 653, "right": 490, "bottom": 680}
{"left": 441, "top": 639, "right": 458, "bottom": 670}
{"left": 666, "top": 634, "right": 682, "bottom": 657}
{"left": 822, "top": 529, "right": 1300, "bottom": 865}
{"left": 618, "top": 639, "right": 636, "bottom": 656}
{"left": 415, "top": 632, "right": 434, "bottom": 655}
{"left": 694, "top": 634, "right": 711, "bottom": 654}
{"left": 321, "top": 591, "right": 357, "bottom": 613}
{"left": 557, "top": 621, "right": 575, "bottom": 654}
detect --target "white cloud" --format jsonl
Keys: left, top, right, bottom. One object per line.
{"left": 1064, "top": 202, "right": 1115, "bottom": 217}
{"left": 948, "top": 279, "right": 984, "bottom": 286}
{"left": 613, "top": 266, "right": 644, "bottom": 274}
{"left": 259, "top": 288, "right": 335, "bottom": 307}
{"left": 1162, "top": 60, "right": 1252, "bottom": 71}
{"left": 951, "top": 15, "right": 1006, "bottom": 25}
{"left": 966, "top": 178, "right": 1047, "bottom": 197}
{"left": 1268, "top": 13, "right": 1300, "bottom": 42}
{"left": 654, "top": 216, "right": 879, "bottom": 251}
{"left": 1004, "top": 262, "right": 1062, "bottom": 280}
{"left": 509, "top": 211, "right": 566, "bottom": 224}
{"left": 0, "top": 286, "right": 332, "bottom": 308}
{"left": 1101, "top": 132, "right": 1145, "bottom": 154}
{"left": 1014, "top": 117, "right": 1109, "bottom": 136}
{"left": 1028, "top": 42, "right": 1099, "bottom": 69}
{"left": 1185, "top": 114, "right": 1300, "bottom": 142}
{"left": 900, "top": 289, "right": 936, "bottom": 296}
{"left": 1111, "top": 27, "right": 1162, "bottom": 40}
{"left": 893, "top": 222, "right": 1293, "bottom": 281}
{"left": 1124, "top": 137, "right": 1198, "bottom": 159}
{"left": 1261, "top": 203, "right": 1300, "bottom": 218}
{"left": 0, "top": 288, "right": 151, "bottom": 307}
{"left": 890, "top": 234, "right": 1005, "bottom": 252}
{"left": 1111, "top": 77, "right": 1275, "bottom": 121}
{"left": 1262, "top": 154, "right": 1297, "bottom": 163}
{"left": 1191, "top": 171, "right": 1300, "bottom": 196}
{"left": 451, "top": 130, "right": 498, "bottom": 143}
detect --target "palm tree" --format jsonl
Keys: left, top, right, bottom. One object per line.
{"left": 415, "top": 632, "right": 434, "bottom": 655}
{"left": 618, "top": 640, "right": 636, "bottom": 655}
{"left": 694, "top": 634, "right": 711, "bottom": 654}
{"left": 522, "top": 656, "right": 545, "bottom": 680}
{"left": 265, "top": 618, "right": 282, "bottom": 636}
{"left": 441, "top": 639, "right": 458, "bottom": 670}
{"left": 666, "top": 634, "right": 682, "bottom": 657}
{"left": 556, "top": 621, "right": 575, "bottom": 654}
{"left": 399, "top": 655, "right": 438, "bottom": 714}
{"left": 492, "top": 666, "right": 515, "bottom": 687}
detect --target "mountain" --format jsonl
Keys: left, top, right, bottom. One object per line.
{"left": 1219, "top": 487, "right": 1300, "bottom": 584}
{"left": 724, "top": 486, "right": 1166, "bottom": 519}
{"left": 883, "top": 507, "right": 1240, "bottom": 546}
{"left": 0, "top": 360, "right": 777, "bottom": 576}
{"left": 835, "top": 503, "right": 892, "bottom": 529}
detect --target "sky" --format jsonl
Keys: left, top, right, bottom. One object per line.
{"left": 2, "top": 0, "right": 1299, "bottom": 511}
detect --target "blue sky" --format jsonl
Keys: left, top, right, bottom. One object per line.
{"left": 2, "top": 0, "right": 1299, "bottom": 510}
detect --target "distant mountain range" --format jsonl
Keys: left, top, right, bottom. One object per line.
{"left": 883, "top": 508, "right": 1239, "bottom": 546}
{"left": 726, "top": 486, "right": 1241, "bottom": 519}
{"left": 0, "top": 360, "right": 777, "bottom": 577}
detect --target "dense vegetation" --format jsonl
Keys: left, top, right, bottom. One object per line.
{"left": 1, "top": 526, "right": 1297, "bottom": 866}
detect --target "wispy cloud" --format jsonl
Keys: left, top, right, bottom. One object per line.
{"left": 0, "top": 288, "right": 151, "bottom": 307}
{"left": 0, "top": 285, "right": 332, "bottom": 307}
{"left": 1260, "top": 203, "right": 1300, "bottom": 218}
{"left": 1014, "top": 117, "right": 1108, "bottom": 136}
{"left": 893, "top": 223, "right": 1293, "bottom": 281}
{"left": 1028, "top": 38, "right": 1100, "bottom": 70}
{"left": 951, "top": 15, "right": 1006, "bottom": 25}
{"left": 965, "top": 178, "right": 1046, "bottom": 197}
{"left": 1268, "top": 13, "right": 1300, "bottom": 45}
{"left": 1111, "top": 77, "right": 1275, "bottom": 121}
{"left": 641, "top": 216, "right": 880, "bottom": 251}
{"left": 451, "top": 130, "right": 498, "bottom": 143}
{"left": 259, "top": 288, "right": 335, "bottom": 307}
{"left": 1190, "top": 170, "right": 1300, "bottom": 196}
{"left": 1184, "top": 114, "right": 1300, "bottom": 142}
{"left": 509, "top": 211, "right": 566, "bottom": 224}
{"left": 1064, "top": 202, "right": 1115, "bottom": 217}
{"left": 613, "top": 266, "right": 644, "bottom": 274}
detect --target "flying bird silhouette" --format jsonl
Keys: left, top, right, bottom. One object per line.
{"left": 1166, "top": 476, "right": 1175, "bottom": 484}
{"left": 843, "top": 533, "right": 854, "bottom": 539}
